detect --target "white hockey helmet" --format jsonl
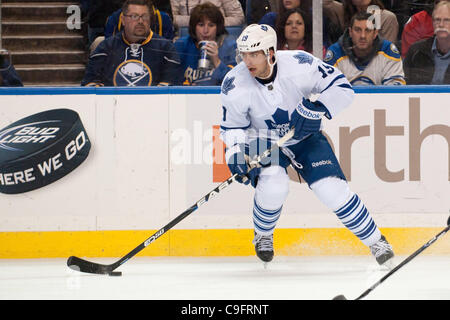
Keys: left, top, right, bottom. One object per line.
{"left": 237, "top": 24, "right": 277, "bottom": 56}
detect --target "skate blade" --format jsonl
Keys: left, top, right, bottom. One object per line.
{"left": 381, "top": 257, "right": 396, "bottom": 270}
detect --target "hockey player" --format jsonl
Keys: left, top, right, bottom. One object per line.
{"left": 220, "top": 24, "right": 394, "bottom": 266}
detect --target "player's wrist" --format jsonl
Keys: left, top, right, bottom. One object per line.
{"left": 296, "top": 102, "right": 326, "bottom": 121}
{"left": 302, "top": 98, "right": 331, "bottom": 119}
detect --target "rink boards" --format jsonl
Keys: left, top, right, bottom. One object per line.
{"left": 0, "top": 86, "right": 449, "bottom": 258}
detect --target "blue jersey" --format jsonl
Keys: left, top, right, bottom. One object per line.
{"left": 0, "top": 60, "right": 23, "bottom": 87}
{"left": 174, "top": 35, "right": 237, "bottom": 86}
{"left": 81, "top": 32, "right": 183, "bottom": 86}
{"left": 324, "top": 35, "right": 405, "bottom": 85}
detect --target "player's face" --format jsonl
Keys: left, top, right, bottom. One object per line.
{"left": 240, "top": 50, "right": 272, "bottom": 78}
{"left": 285, "top": 12, "right": 305, "bottom": 43}
{"left": 195, "top": 18, "right": 217, "bottom": 41}
{"left": 432, "top": 5, "right": 450, "bottom": 40}
{"left": 123, "top": 5, "right": 151, "bottom": 41}
{"left": 349, "top": 19, "right": 378, "bottom": 51}
{"left": 283, "top": 0, "right": 300, "bottom": 9}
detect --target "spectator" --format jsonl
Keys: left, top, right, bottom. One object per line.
{"left": 170, "top": 0, "right": 245, "bottom": 28}
{"left": 79, "top": 0, "right": 90, "bottom": 14}
{"left": 260, "top": 0, "right": 341, "bottom": 48}
{"left": 324, "top": 11, "right": 405, "bottom": 85}
{"left": 324, "top": 0, "right": 346, "bottom": 35}
{"left": 275, "top": 8, "right": 314, "bottom": 52}
{"left": 0, "top": 51, "right": 23, "bottom": 87}
{"left": 259, "top": 0, "right": 312, "bottom": 28}
{"left": 323, "top": 0, "right": 399, "bottom": 43}
{"left": 104, "top": 4, "right": 175, "bottom": 40}
{"left": 81, "top": 0, "right": 183, "bottom": 87}
{"left": 246, "top": 0, "right": 278, "bottom": 24}
{"left": 379, "top": 0, "right": 410, "bottom": 40}
{"left": 87, "top": 0, "right": 125, "bottom": 47}
{"left": 403, "top": 1, "right": 450, "bottom": 84}
{"left": 174, "top": 2, "right": 237, "bottom": 85}
{"left": 401, "top": 0, "right": 445, "bottom": 58}
{"left": 153, "top": 0, "right": 173, "bottom": 16}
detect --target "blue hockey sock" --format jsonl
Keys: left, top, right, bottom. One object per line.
{"left": 334, "top": 194, "right": 381, "bottom": 246}
{"left": 253, "top": 198, "right": 282, "bottom": 235}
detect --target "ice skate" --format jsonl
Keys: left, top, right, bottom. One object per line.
{"left": 370, "top": 235, "right": 394, "bottom": 267}
{"left": 253, "top": 233, "right": 274, "bottom": 266}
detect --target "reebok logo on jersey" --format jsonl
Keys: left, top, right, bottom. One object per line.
{"left": 312, "top": 160, "right": 332, "bottom": 167}
{"left": 296, "top": 104, "right": 324, "bottom": 120}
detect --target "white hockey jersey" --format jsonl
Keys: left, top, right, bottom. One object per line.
{"left": 220, "top": 50, "right": 355, "bottom": 148}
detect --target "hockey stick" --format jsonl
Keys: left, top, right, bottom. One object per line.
{"left": 67, "top": 130, "right": 294, "bottom": 276}
{"left": 333, "top": 215, "right": 450, "bottom": 300}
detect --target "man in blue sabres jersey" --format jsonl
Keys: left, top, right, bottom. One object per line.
{"left": 220, "top": 24, "right": 395, "bottom": 265}
{"left": 324, "top": 11, "right": 405, "bottom": 85}
{"left": 82, "top": 0, "right": 183, "bottom": 87}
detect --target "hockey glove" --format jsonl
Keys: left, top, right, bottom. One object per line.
{"left": 225, "top": 143, "right": 261, "bottom": 187}
{"left": 246, "top": 138, "right": 273, "bottom": 167}
{"left": 290, "top": 98, "right": 331, "bottom": 141}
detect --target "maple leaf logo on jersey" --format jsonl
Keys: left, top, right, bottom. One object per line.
{"left": 293, "top": 52, "right": 313, "bottom": 65}
{"left": 221, "top": 76, "right": 235, "bottom": 95}
{"left": 264, "top": 108, "right": 291, "bottom": 137}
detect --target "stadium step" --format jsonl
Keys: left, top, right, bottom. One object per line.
{"left": 10, "top": 50, "right": 87, "bottom": 65}
{"left": 15, "top": 63, "right": 86, "bottom": 84}
{"left": 3, "top": 35, "right": 86, "bottom": 51}
{"left": 2, "top": 20, "right": 86, "bottom": 36}
{"left": 1, "top": 2, "right": 80, "bottom": 21}
{"left": 1, "top": 1, "right": 87, "bottom": 86}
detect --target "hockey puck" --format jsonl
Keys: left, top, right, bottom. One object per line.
{"left": 0, "top": 109, "right": 91, "bottom": 194}
{"left": 108, "top": 271, "right": 122, "bottom": 276}
{"left": 332, "top": 294, "right": 347, "bottom": 300}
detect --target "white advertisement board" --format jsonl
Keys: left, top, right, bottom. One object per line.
{"left": 0, "top": 90, "right": 448, "bottom": 232}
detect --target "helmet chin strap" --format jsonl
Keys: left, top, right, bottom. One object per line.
{"left": 262, "top": 51, "right": 277, "bottom": 79}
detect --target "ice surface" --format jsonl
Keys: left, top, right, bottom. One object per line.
{"left": 0, "top": 255, "right": 449, "bottom": 300}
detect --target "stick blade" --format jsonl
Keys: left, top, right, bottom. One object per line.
{"left": 67, "top": 256, "right": 112, "bottom": 275}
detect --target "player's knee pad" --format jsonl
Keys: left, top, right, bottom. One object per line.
{"left": 310, "top": 176, "right": 353, "bottom": 211}
{"left": 254, "top": 166, "right": 289, "bottom": 210}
